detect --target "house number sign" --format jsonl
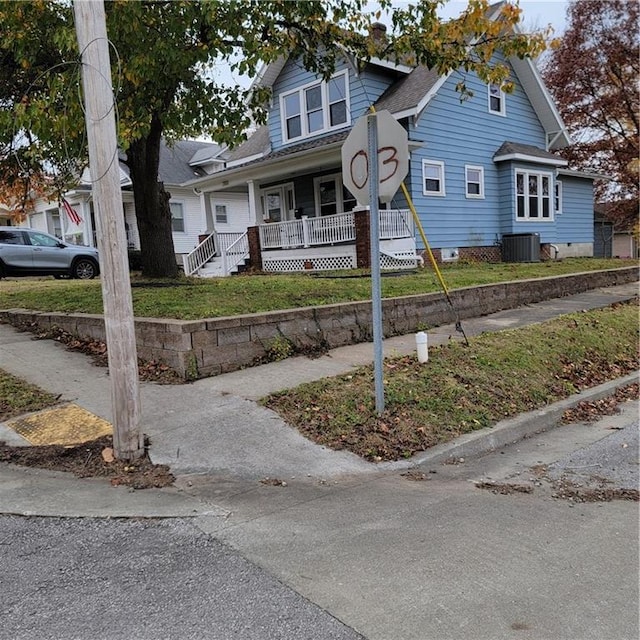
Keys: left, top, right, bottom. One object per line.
{"left": 341, "top": 110, "right": 409, "bottom": 204}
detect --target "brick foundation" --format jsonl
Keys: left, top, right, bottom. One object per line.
{"left": 422, "top": 245, "right": 502, "bottom": 264}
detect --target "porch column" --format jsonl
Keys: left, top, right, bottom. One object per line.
{"left": 354, "top": 208, "right": 371, "bottom": 268}
{"left": 247, "top": 180, "right": 260, "bottom": 226}
{"left": 247, "top": 225, "right": 262, "bottom": 271}
{"left": 200, "top": 190, "right": 214, "bottom": 233}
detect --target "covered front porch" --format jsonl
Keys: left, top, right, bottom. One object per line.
{"left": 186, "top": 141, "right": 418, "bottom": 276}
{"left": 184, "top": 208, "right": 418, "bottom": 277}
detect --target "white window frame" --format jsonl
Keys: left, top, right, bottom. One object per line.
{"left": 313, "top": 173, "right": 356, "bottom": 216}
{"left": 465, "top": 165, "right": 485, "bottom": 199}
{"left": 46, "top": 207, "right": 62, "bottom": 238}
{"left": 488, "top": 83, "right": 506, "bottom": 116}
{"left": 515, "top": 170, "right": 554, "bottom": 221}
{"left": 214, "top": 203, "right": 228, "bottom": 224}
{"left": 554, "top": 180, "right": 563, "bottom": 215}
{"left": 170, "top": 201, "right": 186, "bottom": 233}
{"left": 259, "top": 182, "right": 296, "bottom": 222}
{"left": 280, "top": 70, "right": 350, "bottom": 144}
{"left": 422, "top": 160, "right": 446, "bottom": 196}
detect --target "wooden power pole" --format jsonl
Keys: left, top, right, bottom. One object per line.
{"left": 73, "top": 0, "right": 143, "bottom": 460}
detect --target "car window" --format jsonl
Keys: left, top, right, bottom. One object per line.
{"left": 0, "top": 230, "right": 26, "bottom": 245}
{"left": 27, "top": 231, "right": 60, "bottom": 247}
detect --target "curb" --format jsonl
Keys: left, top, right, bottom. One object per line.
{"left": 383, "top": 372, "right": 639, "bottom": 470}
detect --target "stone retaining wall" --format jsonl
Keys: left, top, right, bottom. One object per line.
{"left": 2, "top": 267, "right": 637, "bottom": 381}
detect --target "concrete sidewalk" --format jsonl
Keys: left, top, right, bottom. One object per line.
{"left": 0, "top": 282, "right": 638, "bottom": 640}
{"left": 0, "top": 282, "right": 637, "bottom": 488}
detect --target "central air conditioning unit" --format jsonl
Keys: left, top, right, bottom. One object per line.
{"left": 501, "top": 233, "right": 540, "bottom": 262}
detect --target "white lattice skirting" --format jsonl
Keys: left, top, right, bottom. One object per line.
{"left": 380, "top": 252, "right": 419, "bottom": 270}
{"left": 262, "top": 254, "right": 356, "bottom": 272}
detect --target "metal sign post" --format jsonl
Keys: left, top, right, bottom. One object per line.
{"left": 342, "top": 110, "right": 409, "bottom": 416}
{"left": 367, "top": 114, "right": 385, "bottom": 415}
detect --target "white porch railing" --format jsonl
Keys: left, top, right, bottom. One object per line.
{"left": 183, "top": 233, "right": 217, "bottom": 276}
{"left": 259, "top": 211, "right": 355, "bottom": 250}
{"left": 217, "top": 231, "right": 246, "bottom": 254}
{"left": 259, "top": 209, "right": 412, "bottom": 251}
{"left": 221, "top": 232, "right": 249, "bottom": 276}
{"left": 380, "top": 209, "right": 414, "bottom": 239}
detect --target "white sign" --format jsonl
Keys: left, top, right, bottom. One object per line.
{"left": 341, "top": 110, "right": 409, "bottom": 204}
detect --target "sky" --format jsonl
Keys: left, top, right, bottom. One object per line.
{"left": 215, "top": 1, "right": 570, "bottom": 89}
{"left": 438, "top": 0, "right": 569, "bottom": 33}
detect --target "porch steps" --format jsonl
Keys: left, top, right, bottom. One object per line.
{"left": 195, "top": 256, "right": 250, "bottom": 278}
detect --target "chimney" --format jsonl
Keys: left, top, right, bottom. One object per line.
{"left": 369, "top": 22, "right": 387, "bottom": 42}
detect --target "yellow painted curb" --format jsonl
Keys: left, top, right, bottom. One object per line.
{"left": 6, "top": 403, "right": 112, "bottom": 446}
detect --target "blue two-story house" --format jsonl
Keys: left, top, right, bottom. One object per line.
{"left": 185, "top": 21, "right": 602, "bottom": 276}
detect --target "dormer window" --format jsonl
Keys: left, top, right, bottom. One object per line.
{"left": 488, "top": 83, "right": 506, "bottom": 116}
{"left": 281, "top": 70, "right": 349, "bottom": 143}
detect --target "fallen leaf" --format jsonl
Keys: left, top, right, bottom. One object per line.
{"left": 101, "top": 447, "right": 114, "bottom": 463}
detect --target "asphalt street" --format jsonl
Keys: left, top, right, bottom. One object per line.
{"left": 0, "top": 516, "right": 363, "bottom": 640}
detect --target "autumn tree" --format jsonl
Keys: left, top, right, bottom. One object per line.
{"left": 1, "top": 0, "right": 550, "bottom": 276}
{"left": 542, "top": 0, "right": 639, "bottom": 229}
{"left": 0, "top": 2, "right": 80, "bottom": 218}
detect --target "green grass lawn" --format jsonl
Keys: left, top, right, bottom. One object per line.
{"left": 264, "top": 301, "right": 639, "bottom": 462}
{"left": 0, "top": 370, "right": 61, "bottom": 422}
{"left": 1, "top": 300, "right": 637, "bottom": 463}
{"left": 0, "top": 258, "right": 636, "bottom": 320}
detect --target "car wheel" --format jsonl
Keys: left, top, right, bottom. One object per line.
{"left": 72, "top": 258, "right": 98, "bottom": 279}
{"left": 0, "top": 261, "right": 5, "bottom": 279}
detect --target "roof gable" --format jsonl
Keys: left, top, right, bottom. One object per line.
{"left": 158, "top": 140, "right": 225, "bottom": 182}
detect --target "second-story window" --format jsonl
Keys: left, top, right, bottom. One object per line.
{"left": 488, "top": 83, "right": 506, "bottom": 116}
{"left": 281, "top": 71, "right": 349, "bottom": 143}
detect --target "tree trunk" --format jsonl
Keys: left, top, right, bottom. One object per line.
{"left": 126, "top": 114, "right": 179, "bottom": 278}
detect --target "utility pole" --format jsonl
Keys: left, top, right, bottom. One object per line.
{"left": 73, "top": 0, "right": 143, "bottom": 460}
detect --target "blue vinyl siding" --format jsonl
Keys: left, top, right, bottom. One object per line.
{"left": 408, "top": 55, "right": 548, "bottom": 249}
{"left": 555, "top": 176, "right": 594, "bottom": 244}
{"left": 260, "top": 52, "right": 594, "bottom": 254}
{"left": 269, "top": 57, "right": 400, "bottom": 151}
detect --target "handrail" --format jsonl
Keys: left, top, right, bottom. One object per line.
{"left": 221, "top": 232, "right": 249, "bottom": 276}
{"left": 183, "top": 233, "right": 216, "bottom": 276}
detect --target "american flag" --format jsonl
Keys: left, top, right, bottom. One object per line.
{"left": 61, "top": 198, "right": 83, "bottom": 226}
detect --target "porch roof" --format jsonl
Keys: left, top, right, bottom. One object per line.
{"left": 186, "top": 131, "right": 349, "bottom": 192}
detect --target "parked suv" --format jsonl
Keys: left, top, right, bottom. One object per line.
{"left": 0, "top": 227, "right": 100, "bottom": 279}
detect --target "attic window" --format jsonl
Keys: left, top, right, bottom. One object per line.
{"left": 488, "top": 83, "right": 506, "bottom": 116}
{"left": 281, "top": 70, "right": 349, "bottom": 143}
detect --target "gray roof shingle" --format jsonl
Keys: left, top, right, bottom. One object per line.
{"left": 158, "top": 140, "right": 224, "bottom": 183}
{"left": 493, "top": 141, "right": 564, "bottom": 162}
{"left": 374, "top": 65, "right": 440, "bottom": 114}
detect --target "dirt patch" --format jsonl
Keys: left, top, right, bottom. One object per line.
{"left": 475, "top": 481, "right": 534, "bottom": 495}
{"left": 561, "top": 382, "right": 639, "bottom": 424}
{"left": 549, "top": 480, "right": 639, "bottom": 502}
{"left": 0, "top": 435, "right": 174, "bottom": 489}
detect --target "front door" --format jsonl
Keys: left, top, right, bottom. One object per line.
{"left": 314, "top": 174, "right": 356, "bottom": 216}
{"left": 262, "top": 184, "right": 296, "bottom": 223}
